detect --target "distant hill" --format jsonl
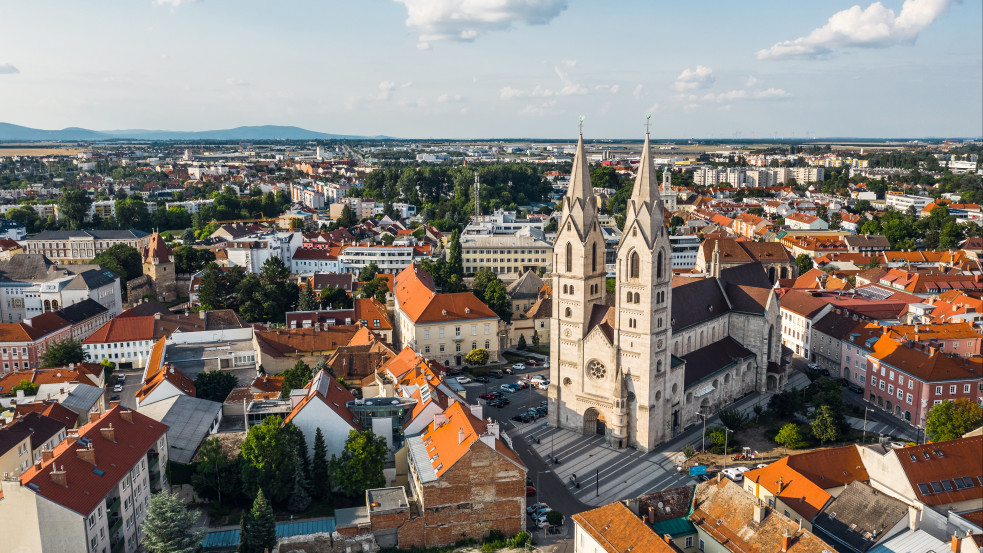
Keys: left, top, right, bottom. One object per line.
{"left": 0, "top": 123, "right": 381, "bottom": 141}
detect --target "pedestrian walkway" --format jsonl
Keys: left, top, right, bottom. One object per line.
{"left": 844, "top": 415, "right": 916, "bottom": 441}
{"left": 507, "top": 369, "right": 812, "bottom": 506}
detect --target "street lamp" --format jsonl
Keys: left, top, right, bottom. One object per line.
{"left": 723, "top": 427, "right": 734, "bottom": 469}
{"left": 862, "top": 407, "right": 875, "bottom": 445}
{"left": 697, "top": 410, "right": 710, "bottom": 453}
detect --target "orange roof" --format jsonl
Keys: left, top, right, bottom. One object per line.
{"left": 14, "top": 401, "right": 80, "bottom": 428}
{"left": 354, "top": 297, "right": 392, "bottom": 330}
{"left": 895, "top": 436, "right": 983, "bottom": 506}
{"left": 571, "top": 501, "right": 675, "bottom": 553}
{"left": 18, "top": 405, "right": 168, "bottom": 516}
{"left": 394, "top": 263, "right": 497, "bottom": 324}
{"left": 82, "top": 316, "right": 156, "bottom": 344}
{"left": 743, "top": 458, "right": 832, "bottom": 521}
{"left": 420, "top": 401, "right": 490, "bottom": 478}
{"left": 142, "top": 232, "right": 173, "bottom": 264}
{"left": 254, "top": 326, "right": 359, "bottom": 357}
{"left": 250, "top": 374, "right": 284, "bottom": 394}
{"left": 869, "top": 334, "right": 983, "bottom": 382}
{"left": 283, "top": 370, "right": 360, "bottom": 429}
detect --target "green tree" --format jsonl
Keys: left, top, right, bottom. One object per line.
{"left": 531, "top": 328, "right": 540, "bottom": 347}
{"left": 58, "top": 188, "right": 92, "bottom": 230}
{"left": 194, "top": 370, "right": 238, "bottom": 402}
{"left": 92, "top": 244, "right": 142, "bottom": 300}
{"left": 358, "top": 262, "right": 380, "bottom": 282}
{"left": 240, "top": 416, "right": 301, "bottom": 505}
{"left": 288, "top": 453, "right": 312, "bottom": 512}
{"left": 359, "top": 276, "right": 390, "bottom": 304}
{"left": 925, "top": 399, "right": 983, "bottom": 442}
{"left": 311, "top": 428, "right": 331, "bottom": 501}
{"left": 181, "top": 227, "right": 197, "bottom": 244}
{"left": 140, "top": 491, "right": 205, "bottom": 553}
{"left": 115, "top": 197, "right": 151, "bottom": 230}
{"left": 337, "top": 204, "right": 358, "bottom": 227}
{"left": 516, "top": 333, "right": 527, "bottom": 350}
{"left": 173, "top": 245, "right": 215, "bottom": 274}
{"left": 794, "top": 254, "right": 813, "bottom": 276}
{"left": 280, "top": 361, "right": 313, "bottom": 399}
{"left": 330, "top": 430, "right": 389, "bottom": 498}
{"left": 242, "top": 489, "right": 277, "bottom": 553}
{"left": 448, "top": 229, "right": 463, "bottom": 278}
{"left": 811, "top": 404, "right": 840, "bottom": 445}
{"left": 191, "top": 437, "right": 241, "bottom": 504}
{"left": 774, "top": 423, "right": 805, "bottom": 449}
{"left": 828, "top": 211, "right": 841, "bottom": 230}
{"left": 319, "top": 285, "right": 353, "bottom": 310}
{"left": 40, "top": 339, "right": 88, "bottom": 367}
{"left": 9, "top": 380, "right": 39, "bottom": 396}
{"left": 483, "top": 278, "right": 512, "bottom": 323}
{"left": 297, "top": 286, "right": 317, "bottom": 312}
{"left": 465, "top": 348, "right": 490, "bottom": 366}
{"left": 471, "top": 267, "right": 496, "bottom": 301}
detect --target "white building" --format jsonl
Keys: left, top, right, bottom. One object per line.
{"left": 338, "top": 244, "right": 433, "bottom": 275}
{"left": 224, "top": 232, "right": 301, "bottom": 273}
{"left": 780, "top": 291, "right": 833, "bottom": 361}
{"left": 669, "top": 234, "right": 700, "bottom": 269}
{"left": 0, "top": 255, "right": 122, "bottom": 323}
{"left": 291, "top": 248, "right": 342, "bottom": 276}
{"left": 785, "top": 212, "right": 830, "bottom": 230}
{"left": 885, "top": 193, "right": 931, "bottom": 212}
{"left": 283, "top": 369, "right": 361, "bottom": 456}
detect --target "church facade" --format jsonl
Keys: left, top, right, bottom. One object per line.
{"left": 547, "top": 133, "right": 783, "bottom": 452}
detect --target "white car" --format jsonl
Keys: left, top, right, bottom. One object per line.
{"left": 455, "top": 376, "right": 471, "bottom": 384}
{"left": 511, "top": 363, "right": 525, "bottom": 371}
{"left": 535, "top": 380, "right": 550, "bottom": 390}
{"left": 113, "top": 383, "right": 123, "bottom": 392}
{"left": 530, "top": 375, "right": 546, "bottom": 382}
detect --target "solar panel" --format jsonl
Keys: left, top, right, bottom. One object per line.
{"left": 917, "top": 483, "right": 931, "bottom": 494}
{"left": 963, "top": 477, "right": 976, "bottom": 488}
{"left": 941, "top": 480, "right": 954, "bottom": 492}
{"left": 930, "top": 481, "right": 943, "bottom": 493}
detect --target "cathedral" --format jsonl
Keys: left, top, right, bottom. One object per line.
{"left": 547, "top": 132, "right": 783, "bottom": 452}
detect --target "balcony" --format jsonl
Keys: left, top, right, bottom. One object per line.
{"left": 106, "top": 496, "right": 120, "bottom": 519}
{"left": 111, "top": 538, "right": 124, "bottom": 553}
{"left": 109, "top": 515, "right": 122, "bottom": 536}
{"left": 147, "top": 452, "right": 159, "bottom": 471}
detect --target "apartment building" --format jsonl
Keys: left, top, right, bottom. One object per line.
{"left": 23, "top": 230, "right": 151, "bottom": 264}
{"left": 780, "top": 290, "right": 834, "bottom": 360}
{"left": 0, "top": 254, "right": 121, "bottom": 323}
{"left": 337, "top": 244, "right": 435, "bottom": 275}
{"left": 669, "top": 234, "right": 701, "bottom": 270}
{"left": 0, "top": 406, "right": 168, "bottom": 553}
{"left": 785, "top": 212, "right": 830, "bottom": 231}
{"left": 224, "top": 232, "right": 300, "bottom": 274}
{"left": 885, "top": 193, "right": 932, "bottom": 212}
{"left": 393, "top": 263, "right": 501, "bottom": 367}
{"left": 459, "top": 231, "right": 552, "bottom": 278}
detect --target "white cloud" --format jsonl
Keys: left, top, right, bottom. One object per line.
{"left": 594, "top": 84, "right": 620, "bottom": 94}
{"left": 500, "top": 86, "right": 525, "bottom": 100}
{"left": 715, "top": 89, "right": 748, "bottom": 102}
{"left": 745, "top": 76, "right": 759, "bottom": 87}
{"left": 376, "top": 81, "right": 397, "bottom": 100}
{"left": 561, "top": 59, "right": 577, "bottom": 67}
{"left": 437, "top": 93, "right": 466, "bottom": 103}
{"left": 632, "top": 84, "right": 644, "bottom": 98}
{"left": 753, "top": 87, "right": 791, "bottom": 99}
{"left": 757, "top": 0, "right": 954, "bottom": 59}
{"left": 500, "top": 65, "right": 588, "bottom": 100}
{"left": 520, "top": 99, "right": 559, "bottom": 116}
{"left": 553, "top": 66, "right": 587, "bottom": 96}
{"left": 401, "top": 81, "right": 413, "bottom": 88}
{"left": 152, "top": 0, "right": 199, "bottom": 7}
{"left": 225, "top": 77, "right": 249, "bottom": 87}
{"left": 646, "top": 103, "right": 660, "bottom": 115}
{"left": 609, "top": 84, "right": 620, "bottom": 94}
{"left": 393, "top": 0, "right": 568, "bottom": 47}
{"left": 673, "top": 65, "right": 714, "bottom": 91}
{"left": 0, "top": 63, "right": 20, "bottom": 75}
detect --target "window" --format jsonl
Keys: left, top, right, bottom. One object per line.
{"left": 89, "top": 513, "right": 96, "bottom": 528}
{"left": 439, "top": 344, "right": 445, "bottom": 352}
{"left": 591, "top": 242, "right": 597, "bottom": 273}
{"left": 699, "top": 539, "right": 705, "bottom": 552}
{"left": 629, "top": 251, "right": 640, "bottom": 279}
{"left": 424, "top": 345, "right": 430, "bottom": 354}
{"left": 485, "top": 340, "right": 490, "bottom": 349}
{"left": 455, "top": 327, "right": 461, "bottom": 338}
{"left": 950, "top": 385, "right": 957, "bottom": 394}
{"left": 565, "top": 243, "right": 572, "bottom": 273}
{"left": 439, "top": 327, "right": 445, "bottom": 338}
{"left": 936, "top": 386, "right": 942, "bottom": 395}
{"left": 965, "top": 384, "right": 971, "bottom": 393}
{"left": 685, "top": 537, "right": 693, "bottom": 548}
{"left": 471, "top": 325, "right": 477, "bottom": 336}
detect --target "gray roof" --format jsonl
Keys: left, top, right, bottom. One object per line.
{"left": 137, "top": 395, "right": 223, "bottom": 464}
{"left": 7, "top": 412, "right": 66, "bottom": 452}
{"left": 867, "top": 530, "right": 946, "bottom": 553}
{"left": 27, "top": 229, "right": 150, "bottom": 241}
{"left": 507, "top": 270, "right": 544, "bottom": 300}
{"left": 0, "top": 254, "right": 63, "bottom": 282}
{"left": 64, "top": 269, "right": 118, "bottom": 290}
{"left": 681, "top": 336, "right": 755, "bottom": 388}
{"left": 54, "top": 299, "right": 108, "bottom": 324}
{"left": 844, "top": 234, "right": 890, "bottom": 250}
{"left": 813, "top": 481, "right": 909, "bottom": 553}
{"left": 34, "top": 382, "right": 104, "bottom": 414}
{"left": 671, "top": 276, "right": 729, "bottom": 331}
{"left": 406, "top": 434, "right": 438, "bottom": 483}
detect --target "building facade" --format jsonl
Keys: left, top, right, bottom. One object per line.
{"left": 23, "top": 230, "right": 151, "bottom": 264}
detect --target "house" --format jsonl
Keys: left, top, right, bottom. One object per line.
{"left": 283, "top": 370, "right": 361, "bottom": 456}
{"left": 811, "top": 481, "right": 911, "bottom": 553}
{"left": 0, "top": 314, "right": 73, "bottom": 374}
{"left": 786, "top": 212, "right": 830, "bottom": 231}
{"left": 253, "top": 325, "right": 360, "bottom": 373}
{"left": 695, "top": 238, "right": 796, "bottom": 283}
{"left": 690, "top": 478, "right": 836, "bottom": 553}
{"left": 572, "top": 501, "right": 677, "bottom": 553}
{"left": 844, "top": 234, "right": 891, "bottom": 254}
{"left": 391, "top": 401, "right": 526, "bottom": 547}
{"left": 134, "top": 338, "right": 196, "bottom": 408}
{"left": 285, "top": 298, "right": 393, "bottom": 343}
{"left": 779, "top": 290, "right": 834, "bottom": 360}
{"left": 4, "top": 412, "right": 68, "bottom": 469}
{"left": 324, "top": 326, "right": 396, "bottom": 383}
{"left": 137, "top": 394, "right": 223, "bottom": 464}
{"left": 0, "top": 254, "right": 122, "bottom": 323}
{"left": 0, "top": 405, "right": 169, "bottom": 553}
{"left": 22, "top": 229, "right": 151, "bottom": 264}
{"left": 512, "top": 287, "right": 551, "bottom": 351}
{"left": 392, "top": 263, "right": 501, "bottom": 368}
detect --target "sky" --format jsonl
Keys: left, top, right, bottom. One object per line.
{"left": 0, "top": 0, "right": 980, "bottom": 139}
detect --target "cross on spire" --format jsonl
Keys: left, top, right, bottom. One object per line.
{"left": 578, "top": 115, "right": 585, "bottom": 135}
{"left": 645, "top": 113, "right": 652, "bottom": 135}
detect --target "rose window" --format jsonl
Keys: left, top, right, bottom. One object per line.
{"left": 587, "top": 360, "right": 606, "bottom": 380}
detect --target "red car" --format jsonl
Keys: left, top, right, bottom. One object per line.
{"left": 525, "top": 359, "right": 539, "bottom": 366}
{"left": 525, "top": 486, "right": 536, "bottom": 497}
{"left": 479, "top": 391, "right": 501, "bottom": 400}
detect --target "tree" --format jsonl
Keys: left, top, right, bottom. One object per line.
{"left": 465, "top": 348, "right": 490, "bottom": 366}
{"left": 359, "top": 276, "right": 390, "bottom": 304}
{"left": 319, "top": 285, "right": 353, "bottom": 310}
{"left": 242, "top": 489, "right": 277, "bottom": 553}
{"left": 330, "top": 430, "right": 389, "bottom": 498}
{"left": 829, "top": 211, "right": 842, "bottom": 230}
{"left": 58, "top": 188, "right": 92, "bottom": 230}
{"left": 181, "top": 227, "right": 197, "bottom": 244}
{"left": 92, "top": 244, "right": 142, "bottom": 300}
{"left": 194, "top": 371, "right": 238, "bottom": 402}
{"left": 774, "top": 423, "right": 805, "bottom": 449}
{"left": 337, "top": 204, "right": 358, "bottom": 227}
{"left": 40, "top": 339, "right": 88, "bottom": 367}
{"left": 795, "top": 254, "right": 813, "bottom": 276}
{"left": 140, "top": 491, "right": 205, "bottom": 553}
{"left": 718, "top": 409, "right": 749, "bottom": 431}
{"left": 483, "top": 278, "right": 512, "bottom": 323}
{"left": 531, "top": 328, "right": 540, "bottom": 347}
{"left": 9, "top": 379, "right": 39, "bottom": 396}
{"left": 311, "top": 428, "right": 331, "bottom": 501}
{"left": 173, "top": 245, "right": 215, "bottom": 274}
{"left": 297, "top": 286, "right": 317, "bottom": 312}
{"left": 517, "top": 333, "right": 527, "bottom": 350}
{"left": 359, "top": 262, "right": 380, "bottom": 282}
{"left": 288, "top": 453, "right": 312, "bottom": 512}
{"left": 280, "top": 360, "right": 313, "bottom": 399}
{"left": 240, "top": 416, "right": 301, "bottom": 505}
{"left": 448, "top": 229, "right": 463, "bottom": 279}
{"left": 191, "top": 437, "right": 240, "bottom": 504}
{"left": 811, "top": 405, "right": 839, "bottom": 445}
{"left": 925, "top": 399, "right": 983, "bottom": 442}
{"left": 471, "top": 267, "right": 496, "bottom": 301}
{"left": 238, "top": 509, "right": 252, "bottom": 553}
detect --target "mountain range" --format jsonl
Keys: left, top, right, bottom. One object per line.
{"left": 0, "top": 123, "right": 382, "bottom": 141}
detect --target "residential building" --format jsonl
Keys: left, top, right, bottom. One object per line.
{"left": 285, "top": 298, "right": 393, "bottom": 342}
{"left": 283, "top": 370, "right": 361, "bottom": 455}
{"left": 811, "top": 481, "right": 911, "bottom": 553}
{"left": 396, "top": 401, "right": 526, "bottom": 547}
{"left": 136, "top": 394, "right": 223, "bottom": 464}
{"left": 134, "top": 338, "right": 197, "bottom": 408}
{"left": 324, "top": 326, "right": 396, "bottom": 382}
{"left": 864, "top": 333, "right": 982, "bottom": 425}
{"left": 811, "top": 310, "right": 861, "bottom": 378}
{"left": 253, "top": 325, "right": 360, "bottom": 373}
{"left": 291, "top": 247, "right": 342, "bottom": 275}
{"left": 844, "top": 234, "right": 891, "bottom": 253}
{"left": 786, "top": 212, "right": 830, "bottom": 231}
{"left": 0, "top": 254, "right": 121, "bottom": 323}
{"left": 780, "top": 290, "right": 834, "bottom": 360}
{"left": 885, "top": 193, "right": 932, "bottom": 212}
{"left": 0, "top": 405, "right": 168, "bottom": 553}
{"left": 0, "top": 238, "right": 24, "bottom": 260}
{"left": 337, "top": 244, "right": 435, "bottom": 275}
{"left": 459, "top": 230, "right": 552, "bottom": 278}
{"left": 392, "top": 263, "right": 501, "bottom": 367}
{"left": 4, "top": 412, "right": 69, "bottom": 470}
{"left": 572, "top": 501, "right": 677, "bottom": 553}
{"left": 224, "top": 232, "right": 301, "bottom": 274}
{"left": 22, "top": 229, "right": 151, "bottom": 264}
{"left": 0, "top": 218, "right": 26, "bottom": 240}
{"left": 669, "top": 234, "right": 700, "bottom": 270}
{"left": 694, "top": 238, "right": 796, "bottom": 283}
{"left": 0, "top": 426, "right": 33, "bottom": 477}
{"left": 505, "top": 270, "right": 544, "bottom": 321}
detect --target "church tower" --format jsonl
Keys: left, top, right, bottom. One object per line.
{"left": 548, "top": 132, "right": 608, "bottom": 431}
{"left": 615, "top": 130, "right": 680, "bottom": 449}
{"left": 142, "top": 232, "right": 177, "bottom": 301}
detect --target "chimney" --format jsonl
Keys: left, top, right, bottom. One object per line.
{"left": 485, "top": 419, "right": 500, "bottom": 440}
{"left": 781, "top": 530, "right": 791, "bottom": 552}
{"left": 42, "top": 449, "right": 54, "bottom": 463}
{"left": 120, "top": 410, "right": 133, "bottom": 424}
{"left": 753, "top": 499, "right": 766, "bottom": 523}
{"left": 663, "top": 534, "right": 672, "bottom": 544}
{"left": 200, "top": 311, "right": 206, "bottom": 320}
{"left": 433, "top": 412, "right": 448, "bottom": 428}
{"left": 458, "top": 429, "right": 465, "bottom": 444}
{"left": 649, "top": 506, "right": 656, "bottom": 522}
{"left": 49, "top": 466, "right": 68, "bottom": 488}
{"left": 109, "top": 400, "right": 120, "bottom": 410}
{"left": 100, "top": 424, "right": 115, "bottom": 443}
{"left": 77, "top": 445, "right": 96, "bottom": 466}
{"left": 777, "top": 476, "right": 784, "bottom": 493}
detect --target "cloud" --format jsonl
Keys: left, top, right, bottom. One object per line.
{"left": 401, "top": 81, "right": 413, "bottom": 88}
{"left": 520, "top": 99, "right": 559, "bottom": 116}
{"left": 594, "top": 84, "right": 619, "bottom": 94}
{"left": 152, "top": 0, "right": 199, "bottom": 7}
{"left": 753, "top": 87, "right": 791, "bottom": 99}
{"left": 673, "top": 65, "right": 714, "bottom": 91}
{"left": 225, "top": 77, "right": 249, "bottom": 87}
{"left": 745, "top": 76, "right": 759, "bottom": 87}
{"left": 632, "top": 84, "right": 644, "bottom": 98}
{"left": 500, "top": 65, "right": 588, "bottom": 100}
{"left": 757, "top": 0, "right": 954, "bottom": 59}
{"left": 437, "top": 93, "right": 466, "bottom": 103}
{"left": 683, "top": 86, "right": 790, "bottom": 105}
{"left": 561, "top": 59, "right": 577, "bottom": 67}
{"left": 393, "top": 0, "right": 568, "bottom": 47}
{"left": 376, "top": 81, "right": 397, "bottom": 100}
{"left": 0, "top": 63, "right": 19, "bottom": 75}
{"left": 553, "top": 66, "right": 588, "bottom": 96}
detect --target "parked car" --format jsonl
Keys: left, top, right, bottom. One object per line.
{"left": 807, "top": 363, "right": 819, "bottom": 370}
{"left": 479, "top": 391, "right": 500, "bottom": 400}
{"left": 535, "top": 514, "right": 563, "bottom": 528}
{"left": 535, "top": 380, "right": 550, "bottom": 390}
{"left": 500, "top": 384, "right": 515, "bottom": 391}
{"left": 525, "top": 486, "right": 536, "bottom": 497}
{"left": 113, "top": 382, "right": 123, "bottom": 392}
{"left": 530, "top": 374, "right": 546, "bottom": 382}
{"left": 848, "top": 383, "right": 864, "bottom": 394}
{"left": 542, "top": 361, "right": 550, "bottom": 368}
{"left": 455, "top": 376, "right": 472, "bottom": 384}
{"left": 110, "top": 394, "right": 120, "bottom": 401}
{"left": 475, "top": 376, "right": 490, "bottom": 383}
{"left": 525, "top": 359, "right": 539, "bottom": 366}
{"left": 527, "top": 502, "right": 549, "bottom": 514}
{"left": 721, "top": 467, "right": 749, "bottom": 482}
{"left": 511, "top": 363, "right": 525, "bottom": 371}
{"left": 488, "top": 399, "right": 507, "bottom": 408}
{"left": 490, "top": 370, "right": 504, "bottom": 378}
{"left": 529, "top": 506, "right": 551, "bottom": 519}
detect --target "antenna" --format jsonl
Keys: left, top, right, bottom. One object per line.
{"left": 473, "top": 172, "right": 480, "bottom": 218}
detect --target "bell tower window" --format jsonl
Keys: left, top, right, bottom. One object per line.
{"left": 657, "top": 250, "right": 664, "bottom": 279}
{"left": 591, "top": 242, "right": 597, "bottom": 273}
{"left": 565, "top": 243, "right": 572, "bottom": 273}
{"left": 629, "top": 252, "right": 640, "bottom": 280}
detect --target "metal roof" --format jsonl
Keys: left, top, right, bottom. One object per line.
{"left": 137, "top": 394, "right": 223, "bottom": 464}
{"left": 202, "top": 519, "right": 336, "bottom": 550}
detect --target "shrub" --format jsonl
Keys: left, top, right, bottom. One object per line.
{"left": 719, "top": 409, "right": 749, "bottom": 430}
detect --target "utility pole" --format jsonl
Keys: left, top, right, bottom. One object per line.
{"left": 723, "top": 427, "right": 734, "bottom": 469}
{"left": 698, "top": 410, "right": 710, "bottom": 453}
{"left": 862, "top": 407, "right": 874, "bottom": 445}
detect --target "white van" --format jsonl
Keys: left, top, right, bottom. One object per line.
{"left": 721, "top": 467, "right": 750, "bottom": 483}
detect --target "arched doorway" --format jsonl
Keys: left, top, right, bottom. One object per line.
{"left": 583, "top": 408, "right": 606, "bottom": 436}
{"left": 766, "top": 374, "right": 778, "bottom": 391}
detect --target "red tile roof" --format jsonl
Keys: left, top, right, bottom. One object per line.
{"left": 418, "top": 401, "right": 521, "bottom": 478}
{"left": 394, "top": 263, "right": 497, "bottom": 324}
{"left": 894, "top": 436, "right": 983, "bottom": 506}
{"left": 82, "top": 316, "right": 156, "bottom": 344}
{"left": 18, "top": 405, "right": 168, "bottom": 516}
{"left": 869, "top": 335, "right": 983, "bottom": 382}
{"left": 142, "top": 232, "right": 172, "bottom": 264}
{"left": 571, "top": 501, "right": 675, "bottom": 553}
{"left": 283, "top": 370, "right": 360, "bottom": 429}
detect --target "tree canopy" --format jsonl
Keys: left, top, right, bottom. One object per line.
{"left": 925, "top": 399, "right": 983, "bottom": 442}
{"left": 40, "top": 339, "right": 88, "bottom": 367}
{"left": 194, "top": 371, "right": 238, "bottom": 403}
{"left": 140, "top": 491, "right": 205, "bottom": 553}
{"left": 330, "top": 429, "right": 389, "bottom": 498}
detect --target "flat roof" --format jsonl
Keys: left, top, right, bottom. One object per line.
{"left": 367, "top": 487, "right": 409, "bottom": 513}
